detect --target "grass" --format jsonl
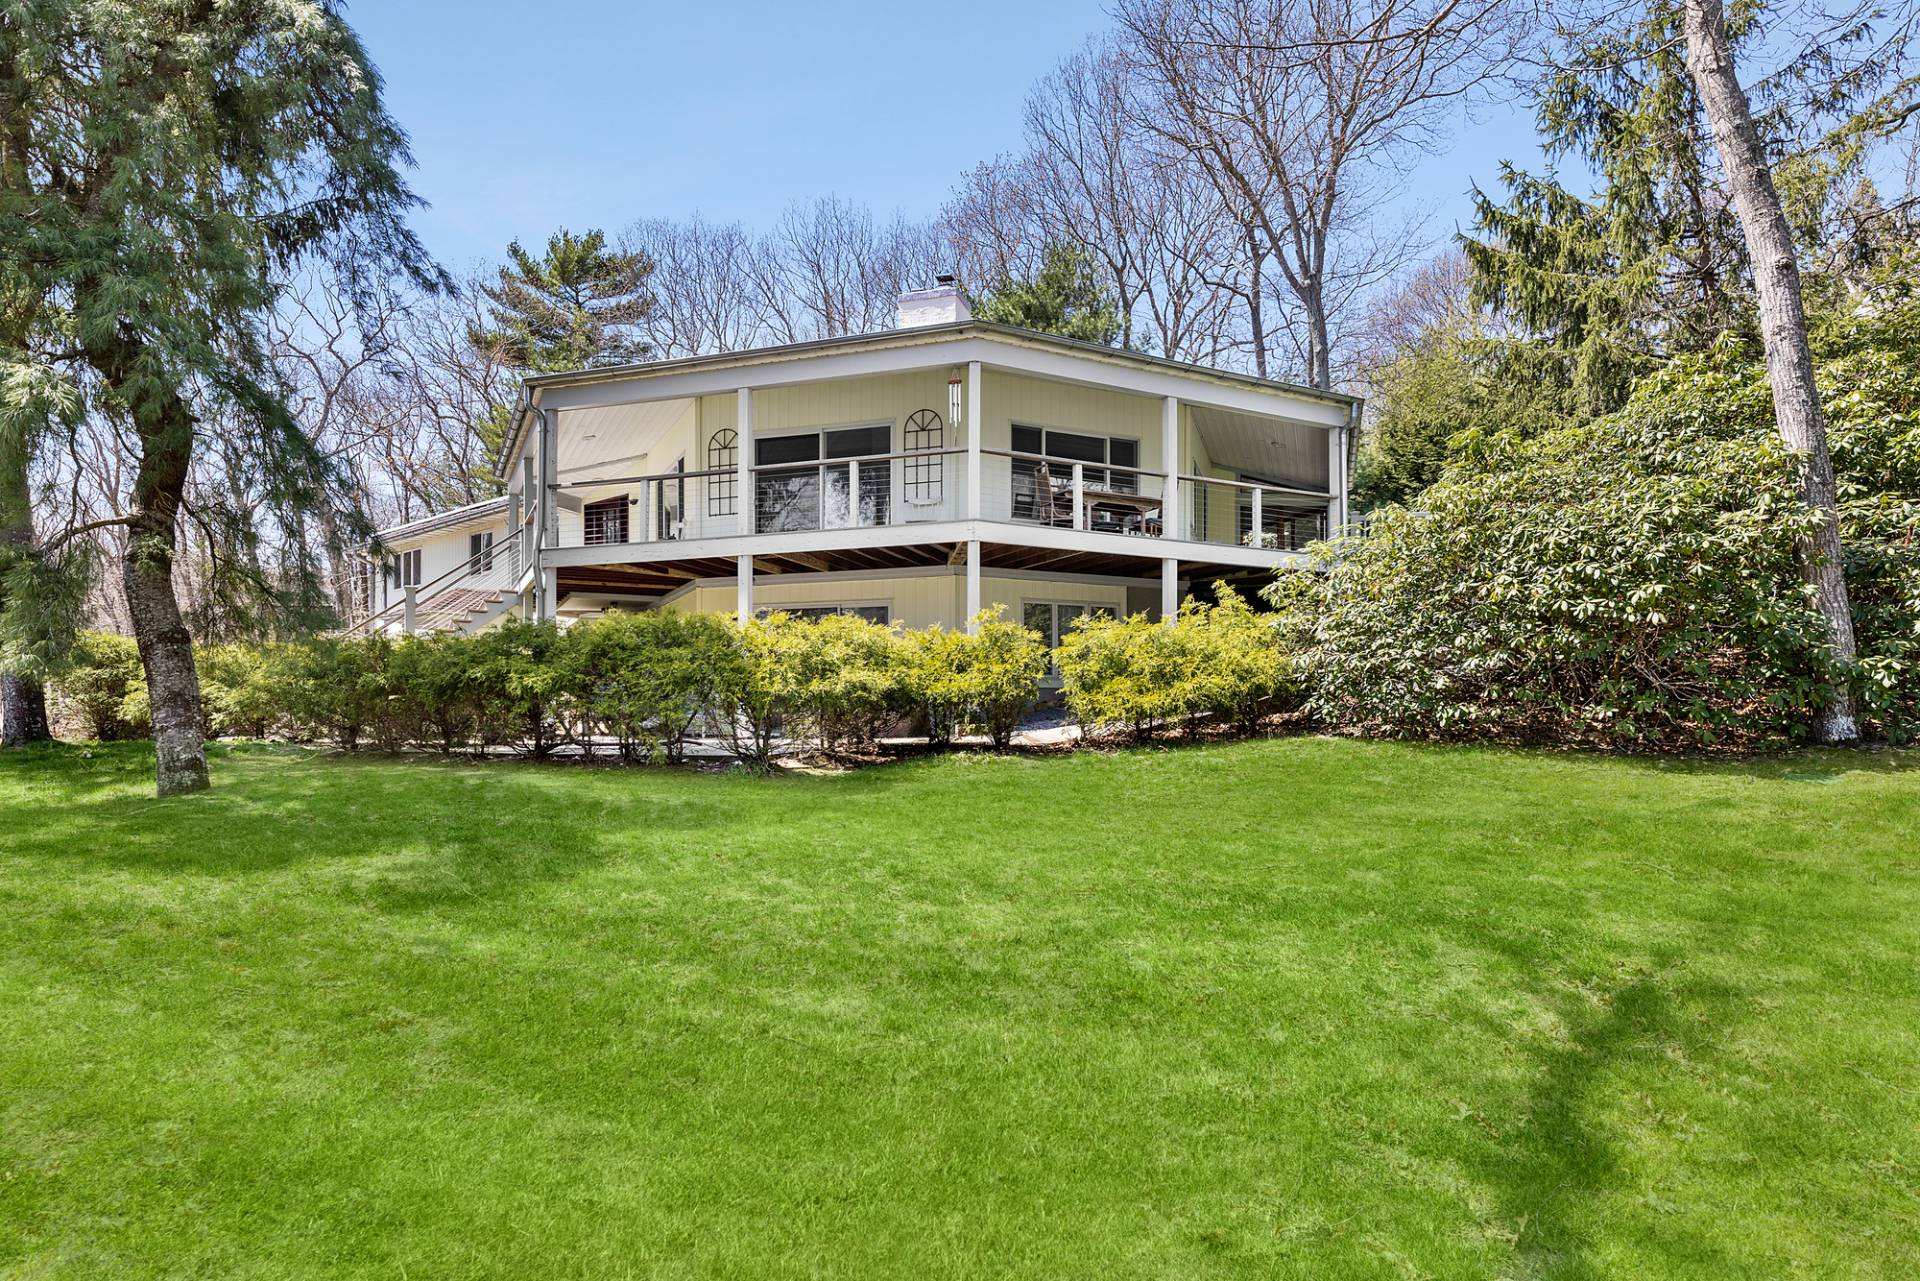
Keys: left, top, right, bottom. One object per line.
{"left": 1, "top": 738, "right": 1917, "bottom": 1279}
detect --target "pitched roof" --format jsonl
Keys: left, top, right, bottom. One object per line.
{"left": 374, "top": 495, "right": 508, "bottom": 545}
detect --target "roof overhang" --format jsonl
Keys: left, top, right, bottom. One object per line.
{"left": 495, "top": 322, "right": 1360, "bottom": 477}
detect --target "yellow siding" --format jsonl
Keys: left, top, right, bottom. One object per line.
{"left": 664, "top": 571, "right": 1134, "bottom": 631}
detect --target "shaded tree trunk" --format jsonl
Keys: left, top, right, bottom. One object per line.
{"left": 1, "top": 437, "right": 53, "bottom": 747}
{"left": 1683, "top": 0, "right": 1861, "bottom": 743}
{"left": 1, "top": 674, "right": 50, "bottom": 746}
{"left": 98, "top": 333, "right": 210, "bottom": 794}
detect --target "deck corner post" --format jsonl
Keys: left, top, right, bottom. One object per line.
{"left": 1161, "top": 558, "right": 1178, "bottom": 624}
{"left": 1161, "top": 395, "right": 1180, "bottom": 540}
{"left": 736, "top": 554, "right": 752, "bottom": 626}
{"left": 736, "top": 387, "right": 754, "bottom": 537}
{"left": 964, "top": 539, "right": 981, "bottom": 630}
{"left": 965, "top": 361, "right": 982, "bottom": 521}
{"left": 402, "top": 584, "right": 417, "bottom": 635}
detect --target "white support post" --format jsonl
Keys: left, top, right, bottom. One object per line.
{"left": 1328, "top": 422, "right": 1346, "bottom": 533}
{"left": 506, "top": 491, "right": 521, "bottom": 574}
{"left": 965, "top": 360, "right": 982, "bottom": 521}
{"left": 1160, "top": 395, "right": 1179, "bottom": 542}
{"left": 847, "top": 459, "right": 860, "bottom": 528}
{"left": 403, "top": 584, "right": 417, "bottom": 635}
{"left": 964, "top": 539, "right": 981, "bottom": 630}
{"left": 1071, "top": 463, "right": 1085, "bottom": 531}
{"left": 1251, "top": 487, "right": 1263, "bottom": 548}
{"left": 736, "top": 554, "right": 753, "bottom": 626}
{"left": 1161, "top": 558, "right": 1178, "bottom": 624}
{"left": 736, "top": 387, "right": 754, "bottom": 536}
{"left": 537, "top": 406, "right": 559, "bottom": 621}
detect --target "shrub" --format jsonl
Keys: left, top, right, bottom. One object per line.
{"left": 909, "top": 608, "right": 1050, "bottom": 748}
{"left": 569, "top": 611, "right": 743, "bottom": 763}
{"left": 54, "top": 631, "right": 149, "bottom": 740}
{"left": 775, "top": 612, "right": 913, "bottom": 753}
{"left": 281, "top": 637, "right": 392, "bottom": 752}
{"left": 1055, "top": 611, "right": 1201, "bottom": 742}
{"left": 199, "top": 642, "right": 287, "bottom": 739}
{"left": 1269, "top": 322, "right": 1920, "bottom": 747}
{"left": 721, "top": 614, "right": 803, "bottom": 769}
{"left": 1182, "top": 587, "right": 1295, "bottom": 734}
{"left": 466, "top": 620, "right": 574, "bottom": 758}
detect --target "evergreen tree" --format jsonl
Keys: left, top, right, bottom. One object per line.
{"left": 471, "top": 229, "right": 656, "bottom": 373}
{"left": 972, "top": 242, "right": 1124, "bottom": 346}
{"left": 1462, "top": 1, "right": 1749, "bottom": 418}
{"left": 1, "top": 1, "right": 442, "bottom": 794}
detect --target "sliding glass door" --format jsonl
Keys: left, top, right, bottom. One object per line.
{"left": 756, "top": 425, "right": 891, "bottom": 533}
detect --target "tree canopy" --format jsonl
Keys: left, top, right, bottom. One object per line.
{"left": 972, "top": 242, "right": 1125, "bottom": 345}
{"left": 471, "top": 229, "right": 656, "bottom": 373}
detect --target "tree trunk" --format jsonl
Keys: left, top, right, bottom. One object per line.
{"left": 1683, "top": 0, "right": 1860, "bottom": 742}
{"left": 1, "top": 674, "right": 51, "bottom": 747}
{"left": 98, "top": 333, "right": 210, "bottom": 795}
{"left": 0, "top": 422, "right": 53, "bottom": 748}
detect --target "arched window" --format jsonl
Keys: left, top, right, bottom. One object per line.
{"left": 903, "top": 409, "right": 943, "bottom": 505}
{"left": 707, "top": 428, "right": 738, "bottom": 517}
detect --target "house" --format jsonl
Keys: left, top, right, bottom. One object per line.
{"left": 354, "top": 282, "right": 1357, "bottom": 641}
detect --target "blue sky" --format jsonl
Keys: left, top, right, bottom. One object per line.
{"left": 351, "top": 1, "right": 1549, "bottom": 275}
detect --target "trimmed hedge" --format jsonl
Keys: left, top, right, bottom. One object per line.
{"left": 47, "top": 597, "right": 1295, "bottom": 762}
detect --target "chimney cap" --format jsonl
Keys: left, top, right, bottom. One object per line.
{"left": 935, "top": 273, "right": 956, "bottom": 287}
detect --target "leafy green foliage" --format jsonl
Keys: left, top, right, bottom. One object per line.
{"left": 50, "top": 632, "right": 149, "bottom": 740}
{"left": 470, "top": 229, "right": 655, "bottom": 373}
{"left": 1056, "top": 593, "right": 1294, "bottom": 742}
{"left": 568, "top": 611, "right": 743, "bottom": 763}
{"left": 1270, "top": 305, "right": 1920, "bottom": 747}
{"left": 908, "top": 609, "right": 1051, "bottom": 748}
{"left": 972, "top": 242, "right": 1124, "bottom": 346}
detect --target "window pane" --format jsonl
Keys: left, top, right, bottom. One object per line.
{"left": 756, "top": 472, "right": 819, "bottom": 533}
{"left": 756, "top": 434, "right": 819, "bottom": 465}
{"left": 1012, "top": 425, "right": 1042, "bottom": 455}
{"left": 1045, "top": 431, "right": 1105, "bottom": 464}
{"left": 824, "top": 425, "right": 889, "bottom": 459}
{"left": 1109, "top": 439, "right": 1138, "bottom": 468}
{"left": 1023, "top": 602, "right": 1055, "bottom": 648}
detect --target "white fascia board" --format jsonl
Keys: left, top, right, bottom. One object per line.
{"left": 535, "top": 335, "right": 1347, "bottom": 429}
{"left": 543, "top": 519, "right": 1307, "bottom": 573}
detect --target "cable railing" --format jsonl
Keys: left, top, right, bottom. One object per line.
{"left": 338, "top": 530, "right": 523, "bottom": 639}
{"left": 540, "top": 448, "right": 1336, "bottom": 554}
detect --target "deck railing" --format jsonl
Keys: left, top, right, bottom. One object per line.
{"left": 544, "top": 448, "right": 1334, "bottom": 554}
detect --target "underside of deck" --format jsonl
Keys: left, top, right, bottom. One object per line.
{"left": 554, "top": 538, "right": 1275, "bottom": 604}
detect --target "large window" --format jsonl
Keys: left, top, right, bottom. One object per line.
{"left": 387, "top": 548, "right": 422, "bottom": 589}
{"left": 756, "top": 604, "right": 891, "bottom": 625}
{"left": 707, "top": 429, "right": 738, "bottom": 517}
{"left": 1022, "top": 600, "right": 1116, "bottom": 650}
{"left": 755, "top": 425, "right": 891, "bottom": 533}
{"left": 1011, "top": 426, "right": 1140, "bottom": 524}
{"left": 583, "top": 495, "right": 629, "bottom": 546}
{"left": 468, "top": 531, "right": 494, "bottom": 571}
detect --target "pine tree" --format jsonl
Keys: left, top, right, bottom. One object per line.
{"left": 1462, "top": 0, "right": 1748, "bottom": 418}
{"left": 471, "top": 229, "right": 656, "bottom": 373}
{"left": 1, "top": 1, "right": 442, "bottom": 794}
{"left": 973, "top": 242, "right": 1125, "bottom": 346}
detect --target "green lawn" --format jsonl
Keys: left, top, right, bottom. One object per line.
{"left": 1, "top": 740, "right": 1916, "bottom": 1279}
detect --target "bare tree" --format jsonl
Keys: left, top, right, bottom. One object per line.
{"left": 1117, "top": 0, "right": 1530, "bottom": 388}
{"left": 626, "top": 215, "right": 770, "bottom": 358}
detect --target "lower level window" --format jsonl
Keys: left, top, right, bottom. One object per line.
{"left": 758, "top": 604, "right": 890, "bottom": 625}
{"left": 1022, "top": 601, "right": 1115, "bottom": 649}
{"left": 583, "top": 495, "right": 629, "bottom": 546}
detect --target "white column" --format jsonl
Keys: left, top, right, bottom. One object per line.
{"left": 1071, "top": 463, "right": 1085, "bottom": 531}
{"left": 402, "top": 584, "right": 417, "bottom": 635}
{"left": 965, "top": 360, "right": 982, "bottom": 521}
{"left": 1251, "top": 487, "right": 1263, "bottom": 547}
{"left": 736, "top": 554, "right": 752, "bottom": 626}
{"left": 964, "top": 540, "right": 981, "bottom": 630}
{"left": 736, "top": 387, "right": 754, "bottom": 536}
{"left": 537, "top": 407, "right": 559, "bottom": 621}
{"left": 1161, "top": 558, "right": 1178, "bottom": 624}
{"left": 1328, "top": 422, "right": 1346, "bottom": 532}
{"left": 1160, "top": 395, "right": 1179, "bottom": 542}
